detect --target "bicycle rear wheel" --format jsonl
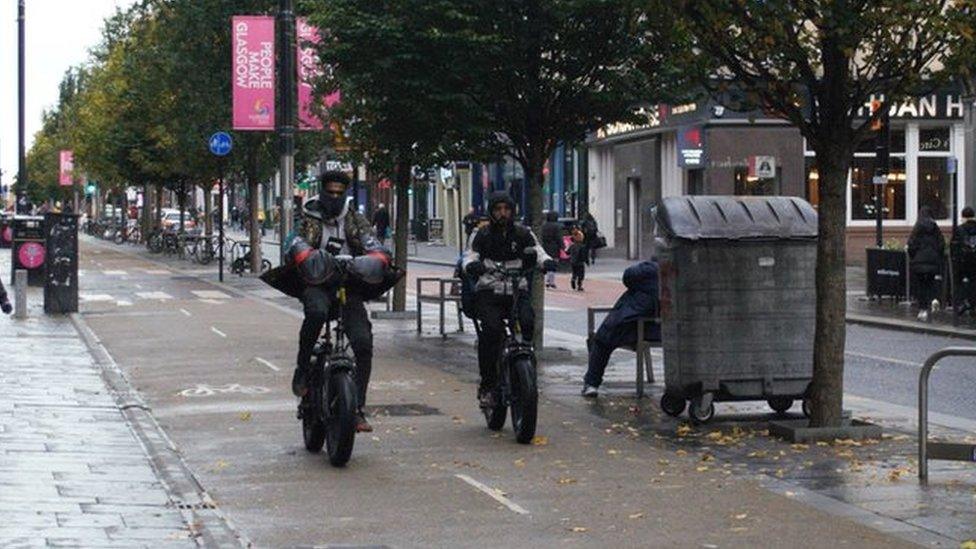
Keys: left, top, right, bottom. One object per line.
{"left": 325, "top": 370, "right": 358, "bottom": 467}
{"left": 509, "top": 357, "right": 538, "bottom": 444}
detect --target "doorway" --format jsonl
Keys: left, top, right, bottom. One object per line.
{"left": 628, "top": 177, "right": 640, "bottom": 260}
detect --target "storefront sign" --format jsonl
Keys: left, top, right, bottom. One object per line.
{"left": 677, "top": 126, "right": 705, "bottom": 168}
{"left": 857, "top": 92, "right": 965, "bottom": 120}
{"left": 596, "top": 107, "right": 661, "bottom": 139}
{"left": 232, "top": 16, "right": 276, "bottom": 131}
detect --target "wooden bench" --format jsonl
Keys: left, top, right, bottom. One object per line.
{"left": 416, "top": 277, "right": 465, "bottom": 337}
{"left": 587, "top": 307, "right": 660, "bottom": 399}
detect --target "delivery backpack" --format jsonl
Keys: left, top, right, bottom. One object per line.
{"left": 454, "top": 257, "right": 479, "bottom": 320}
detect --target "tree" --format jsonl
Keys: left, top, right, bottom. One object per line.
{"left": 677, "top": 0, "right": 975, "bottom": 427}
{"left": 457, "top": 0, "right": 672, "bottom": 346}
{"left": 304, "top": 0, "right": 489, "bottom": 311}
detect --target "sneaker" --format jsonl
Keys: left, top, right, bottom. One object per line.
{"left": 931, "top": 299, "right": 941, "bottom": 313}
{"left": 355, "top": 411, "right": 373, "bottom": 433}
{"left": 0, "top": 299, "right": 11, "bottom": 315}
{"left": 917, "top": 310, "right": 930, "bottom": 322}
{"left": 478, "top": 389, "right": 497, "bottom": 409}
{"left": 570, "top": 279, "right": 576, "bottom": 290}
{"left": 581, "top": 385, "right": 599, "bottom": 398}
{"left": 291, "top": 366, "right": 309, "bottom": 397}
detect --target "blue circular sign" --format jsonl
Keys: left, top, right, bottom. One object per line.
{"left": 209, "top": 132, "right": 233, "bottom": 157}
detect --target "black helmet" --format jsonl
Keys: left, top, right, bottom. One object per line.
{"left": 320, "top": 170, "right": 351, "bottom": 189}
{"left": 487, "top": 191, "right": 516, "bottom": 225}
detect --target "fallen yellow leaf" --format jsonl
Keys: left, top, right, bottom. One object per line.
{"left": 628, "top": 512, "right": 645, "bottom": 520}
{"left": 531, "top": 436, "right": 549, "bottom": 446}
{"left": 733, "top": 513, "right": 748, "bottom": 520}
{"left": 557, "top": 477, "right": 577, "bottom": 485}
{"left": 607, "top": 449, "right": 620, "bottom": 456}
{"left": 238, "top": 411, "right": 252, "bottom": 422}
{"left": 514, "top": 458, "right": 526, "bottom": 468}
{"left": 569, "top": 527, "right": 588, "bottom": 533}
{"left": 960, "top": 540, "right": 976, "bottom": 549}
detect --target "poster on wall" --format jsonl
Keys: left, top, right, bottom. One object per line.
{"left": 232, "top": 16, "right": 276, "bottom": 131}
{"left": 677, "top": 125, "right": 706, "bottom": 168}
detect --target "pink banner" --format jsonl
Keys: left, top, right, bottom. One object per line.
{"left": 59, "top": 150, "right": 74, "bottom": 187}
{"left": 233, "top": 16, "right": 276, "bottom": 131}
{"left": 297, "top": 18, "right": 324, "bottom": 130}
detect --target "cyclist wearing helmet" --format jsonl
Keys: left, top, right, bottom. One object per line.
{"left": 462, "top": 191, "right": 555, "bottom": 407}
{"left": 292, "top": 171, "right": 384, "bottom": 432}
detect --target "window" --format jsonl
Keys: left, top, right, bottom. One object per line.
{"left": 687, "top": 169, "right": 704, "bottom": 195}
{"left": 734, "top": 167, "right": 776, "bottom": 196}
{"left": 850, "top": 157, "right": 906, "bottom": 220}
{"left": 918, "top": 157, "right": 951, "bottom": 219}
{"left": 805, "top": 158, "right": 819, "bottom": 209}
{"left": 919, "top": 127, "right": 950, "bottom": 153}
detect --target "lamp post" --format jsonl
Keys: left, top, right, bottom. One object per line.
{"left": 277, "top": 0, "right": 296, "bottom": 262}
{"left": 17, "top": 0, "right": 28, "bottom": 214}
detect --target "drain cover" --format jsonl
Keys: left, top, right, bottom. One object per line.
{"left": 365, "top": 404, "right": 440, "bottom": 417}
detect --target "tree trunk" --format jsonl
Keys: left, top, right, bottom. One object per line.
{"left": 154, "top": 184, "right": 163, "bottom": 229}
{"left": 809, "top": 150, "right": 850, "bottom": 428}
{"left": 392, "top": 158, "right": 412, "bottom": 312}
{"left": 524, "top": 157, "right": 546, "bottom": 350}
{"left": 141, "top": 183, "right": 151, "bottom": 236}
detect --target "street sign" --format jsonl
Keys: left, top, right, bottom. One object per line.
{"left": 947, "top": 157, "right": 957, "bottom": 174}
{"left": 209, "top": 132, "right": 234, "bottom": 157}
{"left": 872, "top": 175, "right": 888, "bottom": 185}
{"left": 750, "top": 156, "right": 776, "bottom": 179}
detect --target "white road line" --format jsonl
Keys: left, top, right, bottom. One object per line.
{"left": 844, "top": 350, "right": 921, "bottom": 368}
{"left": 454, "top": 474, "right": 529, "bottom": 515}
{"left": 193, "top": 290, "right": 231, "bottom": 300}
{"left": 255, "top": 357, "right": 281, "bottom": 372}
{"left": 115, "top": 300, "right": 133, "bottom": 307}
{"left": 211, "top": 327, "right": 227, "bottom": 338}
{"left": 80, "top": 294, "right": 115, "bottom": 302}
{"left": 136, "top": 291, "right": 174, "bottom": 300}
{"left": 180, "top": 309, "right": 192, "bottom": 317}
{"left": 103, "top": 270, "right": 128, "bottom": 276}
{"left": 144, "top": 269, "right": 172, "bottom": 275}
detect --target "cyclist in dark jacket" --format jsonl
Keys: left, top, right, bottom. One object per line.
{"left": 582, "top": 260, "right": 661, "bottom": 396}
{"left": 908, "top": 206, "right": 946, "bottom": 321}
{"left": 463, "top": 191, "right": 554, "bottom": 406}
{"left": 540, "top": 211, "right": 563, "bottom": 289}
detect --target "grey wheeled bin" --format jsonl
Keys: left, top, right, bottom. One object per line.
{"left": 654, "top": 196, "right": 817, "bottom": 424}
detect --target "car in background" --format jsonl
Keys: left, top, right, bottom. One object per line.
{"left": 161, "top": 211, "right": 196, "bottom": 230}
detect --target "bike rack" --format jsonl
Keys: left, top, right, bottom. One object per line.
{"left": 918, "top": 346, "right": 976, "bottom": 481}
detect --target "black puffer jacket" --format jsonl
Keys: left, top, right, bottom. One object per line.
{"left": 908, "top": 211, "right": 946, "bottom": 275}
{"left": 540, "top": 211, "right": 563, "bottom": 259}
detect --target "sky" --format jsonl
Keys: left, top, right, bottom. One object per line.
{"left": 1, "top": 0, "right": 138, "bottom": 191}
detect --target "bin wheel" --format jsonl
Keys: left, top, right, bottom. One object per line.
{"left": 660, "top": 393, "right": 685, "bottom": 417}
{"left": 687, "top": 396, "right": 714, "bottom": 425}
{"left": 802, "top": 398, "right": 812, "bottom": 419}
{"left": 767, "top": 397, "right": 794, "bottom": 415}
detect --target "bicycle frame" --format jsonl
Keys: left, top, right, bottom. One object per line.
{"left": 306, "top": 284, "right": 356, "bottom": 422}
{"left": 495, "top": 269, "right": 536, "bottom": 404}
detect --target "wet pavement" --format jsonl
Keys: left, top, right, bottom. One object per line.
{"left": 0, "top": 273, "right": 199, "bottom": 546}
{"left": 63, "top": 235, "right": 941, "bottom": 547}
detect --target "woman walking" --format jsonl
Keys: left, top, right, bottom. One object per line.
{"left": 541, "top": 211, "right": 563, "bottom": 289}
{"left": 908, "top": 206, "right": 946, "bottom": 322}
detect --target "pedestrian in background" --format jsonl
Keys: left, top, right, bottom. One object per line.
{"left": 373, "top": 203, "right": 390, "bottom": 245}
{"left": 951, "top": 206, "right": 976, "bottom": 314}
{"left": 462, "top": 207, "right": 480, "bottom": 240}
{"left": 541, "top": 211, "right": 563, "bottom": 289}
{"left": 908, "top": 205, "right": 945, "bottom": 322}
{"left": 581, "top": 212, "right": 599, "bottom": 265}
{"left": 568, "top": 226, "right": 587, "bottom": 291}
{"left": 0, "top": 276, "right": 12, "bottom": 314}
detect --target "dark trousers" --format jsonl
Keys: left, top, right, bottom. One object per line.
{"left": 299, "top": 285, "right": 374, "bottom": 407}
{"left": 584, "top": 323, "right": 639, "bottom": 388}
{"left": 475, "top": 291, "right": 534, "bottom": 392}
{"left": 0, "top": 278, "right": 7, "bottom": 304}
{"left": 913, "top": 271, "right": 939, "bottom": 310}
{"left": 571, "top": 263, "right": 586, "bottom": 288}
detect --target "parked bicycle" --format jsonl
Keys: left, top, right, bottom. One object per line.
{"left": 230, "top": 239, "right": 271, "bottom": 275}
{"left": 299, "top": 256, "right": 360, "bottom": 467}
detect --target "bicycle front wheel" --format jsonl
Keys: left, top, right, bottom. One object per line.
{"left": 509, "top": 356, "right": 538, "bottom": 444}
{"left": 325, "top": 370, "right": 358, "bottom": 467}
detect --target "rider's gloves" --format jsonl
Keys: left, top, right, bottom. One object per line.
{"left": 466, "top": 261, "right": 487, "bottom": 278}
{"left": 542, "top": 259, "right": 558, "bottom": 271}
{"left": 1, "top": 298, "right": 11, "bottom": 315}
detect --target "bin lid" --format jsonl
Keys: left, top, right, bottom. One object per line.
{"left": 656, "top": 196, "right": 818, "bottom": 241}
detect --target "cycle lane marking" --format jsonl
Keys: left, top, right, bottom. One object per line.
{"left": 180, "top": 309, "right": 192, "bottom": 317}
{"left": 454, "top": 474, "right": 530, "bottom": 515}
{"left": 254, "top": 357, "right": 280, "bottom": 372}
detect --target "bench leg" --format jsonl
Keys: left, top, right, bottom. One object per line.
{"left": 416, "top": 280, "right": 422, "bottom": 334}
{"left": 636, "top": 342, "right": 645, "bottom": 399}
{"left": 457, "top": 303, "right": 464, "bottom": 333}
{"left": 644, "top": 347, "right": 654, "bottom": 384}
{"left": 440, "top": 299, "right": 446, "bottom": 338}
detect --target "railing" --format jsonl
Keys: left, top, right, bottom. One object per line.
{"left": 918, "top": 347, "right": 976, "bottom": 481}
{"left": 416, "top": 277, "right": 464, "bottom": 337}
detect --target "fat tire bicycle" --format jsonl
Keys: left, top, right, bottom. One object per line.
{"left": 298, "top": 259, "right": 360, "bottom": 467}
{"left": 480, "top": 261, "right": 540, "bottom": 444}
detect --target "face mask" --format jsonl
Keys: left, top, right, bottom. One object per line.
{"left": 321, "top": 195, "right": 346, "bottom": 219}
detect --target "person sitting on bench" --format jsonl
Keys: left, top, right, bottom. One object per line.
{"left": 582, "top": 260, "right": 661, "bottom": 398}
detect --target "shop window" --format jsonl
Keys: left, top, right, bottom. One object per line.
{"left": 850, "top": 157, "right": 906, "bottom": 220}
{"left": 805, "top": 158, "right": 819, "bottom": 209}
{"left": 854, "top": 129, "right": 905, "bottom": 154}
{"left": 917, "top": 157, "right": 951, "bottom": 219}
{"left": 919, "top": 127, "right": 951, "bottom": 153}
{"left": 687, "top": 169, "right": 704, "bottom": 195}
{"left": 734, "top": 167, "right": 776, "bottom": 196}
